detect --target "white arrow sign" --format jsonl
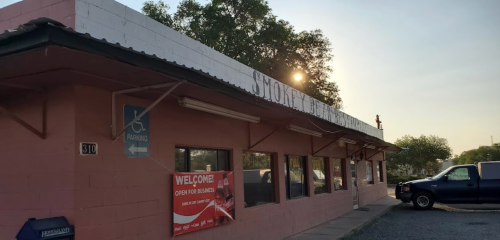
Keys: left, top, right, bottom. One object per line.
{"left": 128, "top": 144, "right": 148, "bottom": 154}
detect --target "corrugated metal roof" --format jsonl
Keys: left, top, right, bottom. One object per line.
{"left": 0, "top": 18, "right": 401, "bottom": 152}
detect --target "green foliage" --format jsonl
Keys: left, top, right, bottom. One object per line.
{"left": 142, "top": 0, "right": 343, "bottom": 108}
{"left": 452, "top": 143, "right": 500, "bottom": 165}
{"left": 386, "top": 172, "right": 421, "bottom": 184}
{"left": 386, "top": 135, "right": 452, "bottom": 175}
{"left": 142, "top": 0, "right": 173, "bottom": 27}
{"left": 242, "top": 152, "right": 271, "bottom": 170}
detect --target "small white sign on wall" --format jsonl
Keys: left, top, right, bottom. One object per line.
{"left": 80, "top": 142, "right": 98, "bottom": 156}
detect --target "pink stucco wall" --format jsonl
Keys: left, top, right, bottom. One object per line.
{"left": 0, "top": 83, "right": 387, "bottom": 240}
{"left": 0, "top": 85, "right": 76, "bottom": 240}
{"left": 69, "top": 84, "right": 387, "bottom": 240}
{"left": 0, "top": 0, "right": 75, "bottom": 32}
{"left": 357, "top": 159, "right": 387, "bottom": 207}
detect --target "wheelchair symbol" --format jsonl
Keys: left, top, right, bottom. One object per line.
{"left": 131, "top": 110, "right": 146, "bottom": 133}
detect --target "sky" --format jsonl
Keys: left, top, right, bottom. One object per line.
{"left": 2, "top": 0, "right": 499, "bottom": 155}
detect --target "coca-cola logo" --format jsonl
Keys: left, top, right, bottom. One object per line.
{"left": 215, "top": 199, "right": 234, "bottom": 212}
{"left": 223, "top": 199, "right": 234, "bottom": 210}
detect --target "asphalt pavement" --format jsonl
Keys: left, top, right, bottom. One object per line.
{"left": 345, "top": 190, "right": 500, "bottom": 240}
{"left": 286, "top": 196, "right": 400, "bottom": 240}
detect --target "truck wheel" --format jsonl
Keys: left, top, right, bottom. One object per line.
{"left": 412, "top": 191, "right": 434, "bottom": 210}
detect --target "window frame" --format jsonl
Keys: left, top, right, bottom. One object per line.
{"left": 366, "top": 160, "right": 374, "bottom": 185}
{"left": 242, "top": 151, "right": 277, "bottom": 208}
{"left": 175, "top": 146, "right": 231, "bottom": 172}
{"left": 285, "top": 155, "right": 308, "bottom": 200}
{"left": 378, "top": 161, "right": 384, "bottom": 183}
{"left": 332, "top": 158, "right": 347, "bottom": 191}
{"left": 312, "top": 156, "right": 330, "bottom": 195}
{"left": 447, "top": 167, "right": 470, "bottom": 181}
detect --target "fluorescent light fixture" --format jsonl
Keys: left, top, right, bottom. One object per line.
{"left": 287, "top": 125, "right": 322, "bottom": 137}
{"left": 179, "top": 97, "right": 260, "bottom": 123}
{"left": 340, "top": 138, "right": 357, "bottom": 144}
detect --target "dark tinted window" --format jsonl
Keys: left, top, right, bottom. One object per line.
{"left": 333, "top": 158, "right": 345, "bottom": 191}
{"left": 285, "top": 155, "right": 308, "bottom": 199}
{"left": 366, "top": 161, "right": 374, "bottom": 184}
{"left": 312, "top": 157, "right": 328, "bottom": 194}
{"left": 175, "top": 148, "right": 187, "bottom": 172}
{"left": 378, "top": 161, "right": 383, "bottom": 182}
{"left": 175, "top": 147, "right": 229, "bottom": 172}
{"left": 243, "top": 152, "right": 275, "bottom": 207}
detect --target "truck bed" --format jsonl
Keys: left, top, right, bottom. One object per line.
{"left": 478, "top": 161, "right": 500, "bottom": 180}
{"left": 479, "top": 179, "right": 500, "bottom": 202}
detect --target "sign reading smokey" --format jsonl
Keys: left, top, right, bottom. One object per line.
{"left": 251, "top": 71, "right": 383, "bottom": 139}
{"left": 173, "top": 172, "right": 235, "bottom": 236}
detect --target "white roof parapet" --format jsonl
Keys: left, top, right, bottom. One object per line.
{"left": 74, "top": 0, "right": 383, "bottom": 140}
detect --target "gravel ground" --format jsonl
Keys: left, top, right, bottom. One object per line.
{"left": 345, "top": 202, "right": 500, "bottom": 240}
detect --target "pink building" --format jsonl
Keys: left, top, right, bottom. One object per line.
{"left": 0, "top": 1, "right": 400, "bottom": 239}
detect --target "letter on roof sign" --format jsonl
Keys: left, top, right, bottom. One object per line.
{"left": 252, "top": 71, "right": 260, "bottom": 95}
{"left": 273, "top": 81, "right": 281, "bottom": 103}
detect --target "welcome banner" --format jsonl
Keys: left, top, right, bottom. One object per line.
{"left": 173, "top": 172, "right": 235, "bottom": 236}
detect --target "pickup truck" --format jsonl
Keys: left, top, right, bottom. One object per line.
{"left": 396, "top": 163, "right": 500, "bottom": 210}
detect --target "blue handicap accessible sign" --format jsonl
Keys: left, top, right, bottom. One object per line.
{"left": 124, "top": 105, "right": 150, "bottom": 158}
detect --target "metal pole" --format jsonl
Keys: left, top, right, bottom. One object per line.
{"left": 0, "top": 104, "right": 45, "bottom": 139}
{"left": 248, "top": 118, "right": 294, "bottom": 150}
{"left": 365, "top": 147, "right": 389, "bottom": 160}
{"left": 113, "top": 81, "right": 184, "bottom": 141}
{"left": 312, "top": 134, "right": 345, "bottom": 156}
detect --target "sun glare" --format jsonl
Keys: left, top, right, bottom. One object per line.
{"left": 293, "top": 73, "right": 303, "bottom": 82}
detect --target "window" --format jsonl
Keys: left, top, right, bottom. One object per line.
{"left": 378, "top": 161, "right": 383, "bottom": 182}
{"left": 175, "top": 147, "right": 230, "bottom": 172}
{"left": 366, "top": 161, "right": 374, "bottom": 184}
{"left": 312, "top": 157, "right": 328, "bottom": 194}
{"left": 285, "top": 155, "right": 308, "bottom": 199}
{"left": 243, "top": 152, "right": 275, "bottom": 207}
{"left": 332, "top": 158, "right": 345, "bottom": 191}
{"left": 448, "top": 167, "right": 469, "bottom": 181}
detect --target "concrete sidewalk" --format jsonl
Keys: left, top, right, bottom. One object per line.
{"left": 286, "top": 196, "right": 400, "bottom": 240}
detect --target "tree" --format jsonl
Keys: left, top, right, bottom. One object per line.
{"left": 450, "top": 154, "right": 460, "bottom": 165}
{"left": 453, "top": 144, "right": 500, "bottom": 165}
{"left": 142, "top": 0, "right": 343, "bottom": 108}
{"left": 386, "top": 135, "right": 453, "bottom": 176}
{"left": 142, "top": 1, "right": 173, "bottom": 27}
{"left": 242, "top": 152, "right": 271, "bottom": 170}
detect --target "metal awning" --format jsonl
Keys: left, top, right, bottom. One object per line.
{"left": 0, "top": 18, "right": 401, "bottom": 153}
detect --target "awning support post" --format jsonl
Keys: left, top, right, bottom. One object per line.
{"left": 248, "top": 118, "right": 294, "bottom": 150}
{"left": 365, "top": 146, "right": 389, "bottom": 160}
{"left": 111, "top": 81, "right": 184, "bottom": 141}
{"left": 0, "top": 90, "right": 47, "bottom": 139}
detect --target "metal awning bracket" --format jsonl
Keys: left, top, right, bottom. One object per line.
{"left": 0, "top": 90, "right": 46, "bottom": 139}
{"left": 348, "top": 143, "right": 373, "bottom": 160}
{"left": 111, "top": 81, "right": 185, "bottom": 141}
{"left": 248, "top": 118, "right": 294, "bottom": 150}
{"left": 366, "top": 146, "right": 389, "bottom": 160}
{"left": 312, "top": 133, "right": 345, "bottom": 156}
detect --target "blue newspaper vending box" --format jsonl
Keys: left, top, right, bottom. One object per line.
{"left": 16, "top": 217, "right": 74, "bottom": 240}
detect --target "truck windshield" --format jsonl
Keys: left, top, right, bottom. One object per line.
{"left": 432, "top": 166, "right": 454, "bottom": 180}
